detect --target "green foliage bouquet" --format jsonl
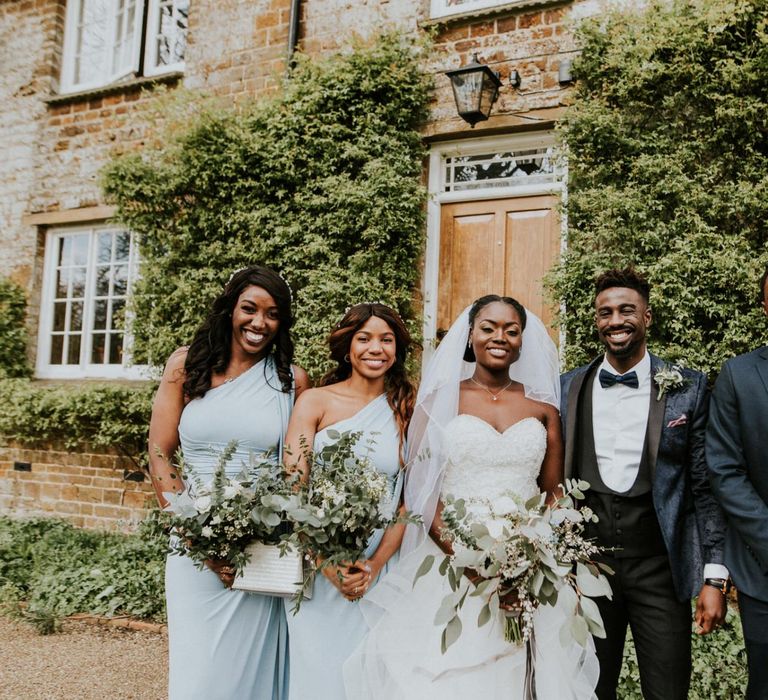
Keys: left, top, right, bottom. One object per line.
{"left": 163, "top": 442, "right": 293, "bottom": 575}
{"left": 416, "top": 480, "right": 612, "bottom": 653}
{"left": 285, "top": 430, "right": 417, "bottom": 609}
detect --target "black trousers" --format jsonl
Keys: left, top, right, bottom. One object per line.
{"left": 593, "top": 553, "right": 691, "bottom": 700}
{"left": 739, "top": 590, "right": 768, "bottom": 700}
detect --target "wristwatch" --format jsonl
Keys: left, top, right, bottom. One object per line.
{"left": 704, "top": 577, "right": 731, "bottom": 594}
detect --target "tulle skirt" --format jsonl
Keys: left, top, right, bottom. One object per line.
{"left": 344, "top": 540, "right": 599, "bottom": 700}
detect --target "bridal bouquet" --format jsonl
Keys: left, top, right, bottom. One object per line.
{"left": 284, "top": 430, "right": 417, "bottom": 611}
{"left": 162, "top": 441, "right": 294, "bottom": 575}
{"left": 415, "top": 480, "right": 612, "bottom": 653}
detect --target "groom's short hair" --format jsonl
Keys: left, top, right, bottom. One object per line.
{"left": 595, "top": 267, "right": 650, "bottom": 304}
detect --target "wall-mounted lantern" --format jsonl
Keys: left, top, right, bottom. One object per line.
{"left": 445, "top": 54, "right": 503, "bottom": 127}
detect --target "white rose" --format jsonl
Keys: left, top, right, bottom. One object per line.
{"left": 467, "top": 503, "right": 491, "bottom": 519}
{"left": 194, "top": 495, "right": 212, "bottom": 513}
{"left": 316, "top": 508, "right": 326, "bottom": 519}
{"left": 493, "top": 496, "right": 518, "bottom": 515}
{"left": 223, "top": 484, "right": 240, "bottom": 500}
{"left": 201, "top": 526, "right": 214, "bottom": 537}
{"left": 485, "top": 517, "right": 508, "bottom": 540}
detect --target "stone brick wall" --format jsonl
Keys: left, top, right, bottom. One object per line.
{"left": 0, "top": 0, "right": 63, "bottom": 288}
{"left": 0, "top": 444, "right": 155, "bottom": 529}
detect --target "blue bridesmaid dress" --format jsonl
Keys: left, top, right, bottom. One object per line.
{"left": 284, "top": 393, "right": 402, "bottom": 700}
{"left": 165, "top": 357, "right": 292, "bottom": 700}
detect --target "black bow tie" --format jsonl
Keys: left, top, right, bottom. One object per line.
{"left": 599, "top": 368, "right": 639, "bottom": 389}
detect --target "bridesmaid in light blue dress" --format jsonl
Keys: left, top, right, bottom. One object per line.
{"left": 282, "top": 302, "right": 416, "bottom": 700}
{"left": 148, "top": 266, "right": 309, "bottom": 700}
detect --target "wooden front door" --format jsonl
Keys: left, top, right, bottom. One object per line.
{"left": 437, "top": 195, "right": 560, "bottom": 340}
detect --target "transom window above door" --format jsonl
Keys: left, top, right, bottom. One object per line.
{"left": 443, "top": 146, "right": 559, "bottom": 193}
{"left": 37, "top": 226, "right": 145, "bottom": 379}
{"left": 60, "top": 0, "right": 189, "bottom": 94}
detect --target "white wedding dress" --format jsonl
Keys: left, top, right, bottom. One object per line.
{"left": 344, "top": 414, "right": 599, "bottom": 699}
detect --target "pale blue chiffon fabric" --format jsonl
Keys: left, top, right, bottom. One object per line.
{"left": 166, "top": 357, "right": 292, "bottom": 700}
{"left": 284, "top": 393, "right": 402, "bottom": 700}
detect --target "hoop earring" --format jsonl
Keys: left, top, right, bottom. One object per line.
{"left": 344, "top": 354, "right": 350, "bottom": 363}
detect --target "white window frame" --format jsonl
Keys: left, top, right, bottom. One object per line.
{"left": 143, "top": 0, "right": 188, "bottom": 76}
{"left": 422, "top": 131, "right": 568, "bottom": 365}
{"left": 60, "top": 0, "right": 187, "bottom": 94}
{"left": 430, "top": 0, "right": 549, "bottom": 21}
{"left": 36, "top": 225, "right": 148, "bottom": 380}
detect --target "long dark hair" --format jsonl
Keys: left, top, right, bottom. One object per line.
{"left": 463, "top": 294, "right": 527, "bottom": 362}
{"left": 321, "top": 303, "right": 416, "bottom": 447}
{"left": 183, "top": 266, "right": 294, "bottom": 399}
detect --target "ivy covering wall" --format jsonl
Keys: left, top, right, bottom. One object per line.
{"left": 103, "top": 35, "right": 431, "bottom": 378}
{"left": 551, "top": 0, "right": 768, "bottom": 376}
{"left": 0, "top": 278, "right": 31, "bottom": 379}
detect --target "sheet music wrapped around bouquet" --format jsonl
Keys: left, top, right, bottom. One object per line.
{"left": 283, "top": 430, "right": 420, "bottom": 611}
{"left": 162, "top": 441, "right": 304, "bottom": 596}
{"left": 415, "top": 479, "right": 613, "bottom": 653}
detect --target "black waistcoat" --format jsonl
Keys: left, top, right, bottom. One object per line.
{"left": 576, "top": 368, "right": 667, "bottom": 558}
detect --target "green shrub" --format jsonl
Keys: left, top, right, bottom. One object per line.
{"left": 551, "top": 0, "right": 768, "bottom": 376}
{"left": 0, "top": 278, "right": 31, "bottom": 378}
{"left": 0, "top": 379, "right": 154, "bottom": 468}
{"left": 103, "top": 34, "right": 431, "bottom": 378}
{"left": 0, "top": 515, "right": 167, "bottom": 626}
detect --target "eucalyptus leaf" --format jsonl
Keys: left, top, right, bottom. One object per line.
{"left": 413, "top": 554, "right": 435, "bottom": 585}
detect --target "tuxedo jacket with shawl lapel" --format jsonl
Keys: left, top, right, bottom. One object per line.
{"left": 706, "top": 346, "right": 768, "bottom": 602}
{"left": 560, "top": 353, "right": 726, "bottom": 601}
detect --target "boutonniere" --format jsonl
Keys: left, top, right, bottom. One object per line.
{"left": 653, "top": 364, "right": 687, "bottom": 401}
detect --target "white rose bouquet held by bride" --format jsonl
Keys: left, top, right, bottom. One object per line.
{"left": 284, "top": 430, "right": 419, "bottom": 611}
{"left": 162, "top": 441, "right": 294, "bottom": 577}
{"left": 415, "top": 480, "right": 613, "bottom": 653}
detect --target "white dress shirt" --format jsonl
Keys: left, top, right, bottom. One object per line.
{"left": 592, "top": 352, "right": 728, "bottom": 581}
{"left": 592, "top": 352, "right": 651, "bottom": 493}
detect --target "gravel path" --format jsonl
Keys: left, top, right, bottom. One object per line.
{"left": 0, "top": 617, "right": 167, "bottom": 700}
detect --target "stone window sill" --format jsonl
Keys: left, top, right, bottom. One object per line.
{"left": 45, "top": 71, "right": 183, "bottom": 108}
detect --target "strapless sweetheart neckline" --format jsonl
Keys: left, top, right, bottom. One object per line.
{"left": 454, "top": 413, "right": 544, "bottom": 436}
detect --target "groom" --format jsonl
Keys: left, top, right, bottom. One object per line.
{"left": 560, "top": 268, "right": 727, "bottom": 699}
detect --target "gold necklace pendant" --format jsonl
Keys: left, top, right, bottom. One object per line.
{"left": 470, "top": 376, "right": 512, "bottom": 401}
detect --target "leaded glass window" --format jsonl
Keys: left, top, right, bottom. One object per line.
{"left": 443, "top": 147, "right": 559, "bottom": 193}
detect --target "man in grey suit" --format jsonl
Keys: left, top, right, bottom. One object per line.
{"left": 706, "top": 267, "right": 768, "bottom": 700}
{"left": 561, "top": 268, "right": 727, "bottom": 700}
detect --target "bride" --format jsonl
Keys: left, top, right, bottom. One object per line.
{"left": 344, "top": 295, "right": 600, "bottom": 699}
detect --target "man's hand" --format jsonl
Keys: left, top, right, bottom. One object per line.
{"left": 694, "top": 584, "right": 727, "bottom": 634}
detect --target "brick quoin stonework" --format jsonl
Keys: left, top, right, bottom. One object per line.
{"left": 0, "top": 444, "right": 154, "bottom": 529}
{"left": 0, "top": 0, "right": 605, "bottom": 528}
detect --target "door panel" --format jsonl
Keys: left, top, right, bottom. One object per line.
{"left": 438, "top": 195, "right": 560, "bottom": 340}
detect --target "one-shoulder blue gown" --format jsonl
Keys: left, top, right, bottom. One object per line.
{"left": 166, "top": 357, "right": 292, "bottom": 700}
{"left": 284, "top": 393, "right": 402, "bottom": 700}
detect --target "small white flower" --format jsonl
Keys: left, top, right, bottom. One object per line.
{"left": 210, "top": 515, "right": 223, "bottom": 525}
{"left": 194, "top": 495, "right": 212, "bottom": 513}
{"left": 316, "top": 508, "right": 326, "bottom": 519}
{"left": 201, "top": 526, "right": 214, "bottom": 537}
